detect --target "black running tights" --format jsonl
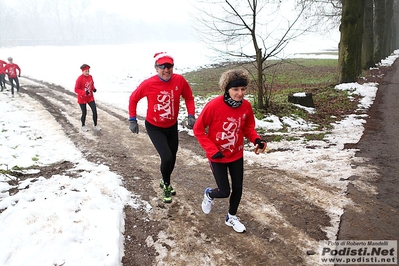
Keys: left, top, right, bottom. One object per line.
{"left": 8, "top": 77, "right": 19, "bottom": 94}
{"left": 145, "top": 121, "right": 178, "bottom": 187}
{"left": 79, "top": 101, "right": 97, "bottom": 127}
{"left": 208, "top": 158, "right": 244, "bottom": 216}
{"left": 0, "top": 73, "right": 5, "bottom": 88}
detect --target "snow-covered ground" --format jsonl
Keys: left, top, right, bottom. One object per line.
{"left": 0, "top": 43, "right": 398, "bottom": 265}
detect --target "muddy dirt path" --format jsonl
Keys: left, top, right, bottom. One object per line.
{"left": 338, "top": 60, "right": 399, "bottom": 248}
{"left": 17, "top": 78, "right": 355, "bottom": 266}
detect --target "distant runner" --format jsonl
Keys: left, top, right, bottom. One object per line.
{"left": 74, "top": 64, "right": 101, "bottom": 132}
{"left": 4, "top": 57, "right": 21, "bottom": 97}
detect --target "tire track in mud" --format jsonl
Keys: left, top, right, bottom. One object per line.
{"left": 19, "top": 78, "right": 161, "bottom": 265}
{"left": 18, "top": 77, "right": 347, "bottom": 265}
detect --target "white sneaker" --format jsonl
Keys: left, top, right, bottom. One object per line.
{"left": 81, "top": 126, "right": 89, "bottom": 132}
{"left": 201, "top": 187, "right": 214, "bottom": 214}
{"left": 94, "top": 126, "right": 101, "bottom": 131}
{"left": 225, "top": 214, "right": 246, "bottom": 233}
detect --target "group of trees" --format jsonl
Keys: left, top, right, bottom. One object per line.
{"left": 0, "top": 0, "right": 191, "bottom": 46}
{"left": 1, "top": 0, "right": 398, "bottom": 110}
{"left": 195, "top": 0, "right": 399, "bottom": 110}
{"left": 339, "top": 0, "right": 399, "bottom": 83}
{"left": 0, "top": 0, "right": 128, "bottom": 45}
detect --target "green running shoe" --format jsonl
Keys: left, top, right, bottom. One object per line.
{"left": 162, "top": 185, "right": 172, "bottom": 203}
{"left": 159, "top": 179, "right": 176, "bottom": 195}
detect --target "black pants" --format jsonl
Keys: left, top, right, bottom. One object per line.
{"left": 145, "top": 120, "right": 178, "bottom": 186}
{"left": 79, "top": 101, "right": 97, "bottom": 126}
{"left": 208, "top": 157, "right": 244, "bottom": 216}
{"left": 8, "top": 77, "right": 19, "bottom": 95}
{"left": 0, "top": 73, "right": 5, "bottom": 89}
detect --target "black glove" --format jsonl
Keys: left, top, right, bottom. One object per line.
{"left": 85, "top": 90, "right": 90, "bottom": 95}
{"left": 211, "top": 151, "right": 224, "bottom": 159}
{"left": 18, "top": 74, "right": 20, "bottom": 77}
{"left": 187, "top": 115, "right": 196, "bottom": 129}
{"left": 93, "top": 89, "right": 97, "bottom": 92}
{"left": 255, "top": 138, "right": 266, "bottom": 149}
{"left": 129, "top": 120, "right": 139, "bottom": 134}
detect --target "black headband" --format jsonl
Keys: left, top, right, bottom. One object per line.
{"left": 226, "top": 78, "right": 248, "bottom": 91}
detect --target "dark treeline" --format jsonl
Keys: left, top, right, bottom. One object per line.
{"left": 339, "top": 0, "right": 399, "bottom": 83}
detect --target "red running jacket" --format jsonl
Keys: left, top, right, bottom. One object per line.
{"left": 74, "top": 74, "right": 96, "bottom": 104}
{"left": 194, "top": 95, "right": 261, "bottom": 163}
{"left": 4, "top": 63, "right": 21, "bottom": 78}
{"left": 0, "top": 60, "right": 6, "bottom": 74}
{"left": 129, "top": 74, "right": 195, "bottom": 128}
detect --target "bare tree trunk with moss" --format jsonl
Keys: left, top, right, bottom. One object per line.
{"left": 384, "top": 0, "right": 394, "bottom": 57}
{"left": 338, "top": 0, "right": 365, "bottom": 83}
{"left": 373, "top": 0, "right": 385, "bottom": 62}
{"left": 362, "top": 0, "right": 374, "bottom": 69}
{"left": 392, "top": 1, "right": 399, "bottom": 50}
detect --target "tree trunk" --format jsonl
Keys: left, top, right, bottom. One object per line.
{"left": 256, "top": 48, "right": 264, "bottom": 109}
{"left": 384, "top": 0, "right": 394, "bottom": 57}
{"left": 392, "top": 0, "right": 399, "bottom": 50}
{"left": 374, "top": 0, "right": 386, "bottom": 62}
{"left": 338, "top": 0, "right": 365, "bottom": 83}
{"left": 362, "top": 0, "right": 374, "bottom": 69}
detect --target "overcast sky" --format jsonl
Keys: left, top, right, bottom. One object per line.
{"left": 0, "top": 0, "right": 339, "bottom": 49}
{"left": 94, "top": 0, "right": 195, "bottom": 22}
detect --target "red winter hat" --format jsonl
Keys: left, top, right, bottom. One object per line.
{"left": 80, "top": 64, "right": 90, "bottom": 71}
{"left": 154, "top": 52, "right": 174, "bottom": 65}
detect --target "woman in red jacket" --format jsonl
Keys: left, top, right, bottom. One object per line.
{"left": 193, "top": 69, "right": 266, "bottom": 233}
{"left": 74, "top": 64, "right": 100, "bottom": 132}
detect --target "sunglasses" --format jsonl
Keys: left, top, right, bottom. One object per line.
{"left": 156, "top": 64, "right": 174, "bottom": 69}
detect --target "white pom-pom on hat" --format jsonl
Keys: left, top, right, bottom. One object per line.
{"left": 154, "top": 52, "right": 174, "bottom": 65}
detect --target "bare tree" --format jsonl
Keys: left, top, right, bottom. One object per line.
{"left": 373, "top": 0, "right": 385, "bottom": 63}
{"left": 392, "top": 0, "right": 399, "bottom": 50}
{"left": 194, "top": 0, "right": 318, "bottom": 110}
{"left": 362, "top": 0, "right": 374, "bottom": 69}
{"left": 17, "top": 0, "right": 48, "bottom": 42}
{"left": 384, "top": 0, "right": 394, "bottom": 58}
{"left": 0, "top": 0, "right": 14, "bottom": 46}
{"left": 338, "top": 0, "right": 364, "bottom": 83}
{"left": 298, "top": 0, "right": 342, "bottom": 29}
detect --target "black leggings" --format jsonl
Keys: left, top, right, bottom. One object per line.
{"left": 8, "top": 77, "right": 19, "bottom": 94}
{"left": 145, "top": 120, "right": 178, "bottom": 186}
{"left": 0, "top": 73, "right": 5, "bottom": 88}
{"left": 208, "top": 158, "right": 244, "bottom": 216}
{"left": 79, "top": 101, "right": 97, "bottom": 126}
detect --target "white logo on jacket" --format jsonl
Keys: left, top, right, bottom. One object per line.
{"left": 85, "top": 81, "right": 91, "bottom": 93}
{"left": 153, "top": 90, "right": 174, "bottom": 121}
{"left": 216, "top": 117, "right": 241, "bottom": 153}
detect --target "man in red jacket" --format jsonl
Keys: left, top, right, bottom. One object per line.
{"left": 194, "top": 69, "right": 267, "bottom": 233}
{"left": 128, "top": 52, "right": 196, "bottom": 203}
{"left": 74, "top": 64, "right": 100, "bottom": 132}
{"left": 0, "top": 59, "right": 7, "bottom": 91}
{"left": 4, "top": 57, "right": 21, "bottom": 97}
